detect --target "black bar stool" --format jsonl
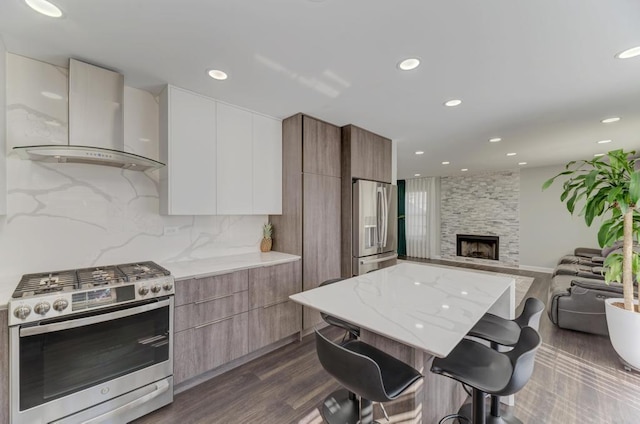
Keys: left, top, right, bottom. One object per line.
{"left": 315, "top": 329, "right": 423, "bottom": 424}
{"left": 463, "top": 297, "right": 545, "bottom": 423}
{"left": 431, "top": 326, "right": 541, "bottom": 424}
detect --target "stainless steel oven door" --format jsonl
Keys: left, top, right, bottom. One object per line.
{"left": 10, "top": 297, "right": 174, "bottom": 424}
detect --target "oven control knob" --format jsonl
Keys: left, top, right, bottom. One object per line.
{"left": 163, "top": 282, "right": 173, "bottom": 292}
{"left": 34, "top": 302, "right": 51, "bottom": 315}
{"left": 53, "top": 298, "right": 69, "bottom": 312}
{"left": 138, "top": 286, "right": 149, "bottom": 296}
{"left": 13, "top": 305, "right": 31, "bottom": 320}
{"left": 150, "top": 284, "right": 161, "bottom": 294}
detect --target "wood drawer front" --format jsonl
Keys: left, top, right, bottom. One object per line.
{"left": 248, "top": 261, "right": 301, "bottom": 309}
{"left": 174, "top": 291, "right": 248, "bottom": 332}
{"left": 174, "top": 312, "right": 249, "bottom": 385}
{"left": 175, "top": 270, "right": 249, "bottom": 306}
{"left": 198, "top": 311, "right": 249, "bottom": 372}
{"left": 173, "top": 328, "right": 198, "bottom": 385}
{"left": 249, "top": 300, "right": 301, "bottom": 352}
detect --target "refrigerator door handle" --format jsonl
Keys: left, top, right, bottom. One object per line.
{"left": 376, "top": 186, "right": 383, "bottom": 247}
{"left": 360, "top": 253, "right": 398, "bottom": 265}
{"left": 382, "top": 186, "right": 389, "bottom": 247}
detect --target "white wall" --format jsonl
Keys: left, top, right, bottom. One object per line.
{"left": 0, "top": 38, "right": 6, "bottom": 215}
{"left": 519, "top": 165, "right": 600, "bottom": 270}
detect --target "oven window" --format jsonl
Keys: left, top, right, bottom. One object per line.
{"left": 19, "top": 303, "right": 170, "bottom": 411}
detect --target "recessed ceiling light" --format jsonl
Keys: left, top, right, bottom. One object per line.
{"left": 414, "top": 173, "right": 421, "bottom": 177}
{"left": 489, "top": 137, "right": 502, "bottom": 143}
{"left": 442, "top": 161, "right": 450, "bottom": 165}
{"left": 41, "top": 91, "right": 63, "bottom": 100}
{"left": 594, "top": 153, "right": 605, "bottom": 157}
{"left": 415, "top": 323, "right": 424, "bottom": 329}
{"left": 398, "top": 58, "right": 420, "bottom": 71}
{"left": 518, "top": 162, "right": 527, "bottom": 166}
{"left": 25, "top": 0, "right": 63, "bottom": 17}
{"left": 616, "top": 46, "right": 640, "bottom": 59}
{"left": 506, "top": 152, "right": 517, "bottom": 156}
{"left": 207, "top": 69, "right": 228, "bottom": 80}
{"left": 139, "top": 137, "right": 151, "bottom": 142}
{"left": 601, "top": 117, "right": 620, "bottom": 124}
{"left": 461, "top": 168, "right": 468, "bottom": 172}
{"left": 415, "top": 151, "right": 424, "bottom": 155}
{"left": 444, "top": 99, "right": 462, "bottom": 107}
{"left": 597, "top": 139, "right": 612, "bottom": 144}
{"left": 44, "top": 120, "right": 60, "bottom": 127}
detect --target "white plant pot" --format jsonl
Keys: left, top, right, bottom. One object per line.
{"left": 605, "top": 298, "right": 640, "bottom": 370}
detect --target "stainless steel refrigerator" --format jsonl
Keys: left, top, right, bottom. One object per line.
{"left": 352, "top": 179, "right": 398, "bottom": 275}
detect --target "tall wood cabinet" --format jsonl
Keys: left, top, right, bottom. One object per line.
{"left": 341, "top": 125, "right": 393, "bottom": 277}
{"left": 270, "top": 114, "right": 341, "bottom": 330}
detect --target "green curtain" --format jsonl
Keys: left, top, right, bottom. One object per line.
{"left": 397, "top": 180, "right": 406, "bottom": 256}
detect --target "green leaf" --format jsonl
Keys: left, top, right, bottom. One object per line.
{"left": 542, "top": 177, "right": 555, "bottom": 190}
{"left": 567, "top": 192, "right": 579, "bottom": 214}
{"left": 630, "top": 170, "right": 640, "bottom": 205}
{"left": 598, "top": 220, "right": 614, "bottom": 247}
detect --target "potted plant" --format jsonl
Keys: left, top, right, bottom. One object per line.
{"left": 261, "top": 222, "right": 273, "bottom": 252}
{"left": 544, "top": 149, "right": 640, "bottom": 368}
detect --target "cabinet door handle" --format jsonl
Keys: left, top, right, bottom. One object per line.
{"left": 263, "top": 298, "right": 289, "bottom": 309}
{"left": 194, "top": 292, "right": 236, "bottom": 305}
{"left": 195, "top": 315, "right": 234, "bottom": 329}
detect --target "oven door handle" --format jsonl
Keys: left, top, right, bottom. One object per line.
{"left": 20, "top": 298, "right": 171, "bottom": 337}
{"left": 66, "top": 379, "right": 170, "bottom": 424}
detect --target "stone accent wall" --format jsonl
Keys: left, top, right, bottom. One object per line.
{"left": 440, "top": 170, "right": 520, "bottom": 266}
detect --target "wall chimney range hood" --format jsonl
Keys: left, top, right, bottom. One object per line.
{"left": 12, "top": 59, "right": 165, "bottom": 172}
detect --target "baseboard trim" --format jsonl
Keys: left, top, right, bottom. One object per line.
{"left": 518, "top": 264, "right": 554, "bottom": 273}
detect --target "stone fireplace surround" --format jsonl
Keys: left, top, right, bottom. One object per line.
{"left": 440, "top": 170, "right": 520, "bottom": 267}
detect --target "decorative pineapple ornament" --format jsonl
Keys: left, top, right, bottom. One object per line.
{"left": 260, "top": 222, "right": 273, "bottom": 252}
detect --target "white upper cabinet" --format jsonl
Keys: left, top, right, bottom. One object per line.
{"left": 160, "top": 85, "right": 217, "bottom": 215}
{"left": 252, "top": 114, "right": 282, "bottom": 214}
{"left": 216, "top": 103, "right": 253, "bottom": 215}
{"left": 160, "top": 85, "right": 282, "bottom": 216}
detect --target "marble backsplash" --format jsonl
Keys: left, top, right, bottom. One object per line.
{"left": 0, "top": 157, "right": 266, "bottom": 286}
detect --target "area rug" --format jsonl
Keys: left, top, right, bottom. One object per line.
{"left": 398, "top": 259, "right": 535, "bottom": 307}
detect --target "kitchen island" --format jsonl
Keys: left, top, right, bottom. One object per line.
{"left": 289, "top": 262, "right": 515, "bottom": 424}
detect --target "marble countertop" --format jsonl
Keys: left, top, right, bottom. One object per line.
{"left": 161, "top": 251, "right": 300, "bottom": 281}
{"left": 0, "top": 251, "right": 300, "bottom": 310}
{"left": 289, "top": 262, "right": 514, "bottom": 358}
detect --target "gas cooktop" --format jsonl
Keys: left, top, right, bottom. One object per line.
{"left": 8, "top": 261, "right": 174, "bottom": 326}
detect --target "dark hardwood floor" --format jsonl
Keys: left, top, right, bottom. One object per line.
{"left": 134, "top": 259, "right": 640, "bottom": 424}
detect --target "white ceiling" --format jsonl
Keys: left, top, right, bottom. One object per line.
{"left": 1, "top": 0, "right": 639, "bottom": 179}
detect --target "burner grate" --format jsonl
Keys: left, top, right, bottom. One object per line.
{"left": 77, "top": 266, "right": 127, "bottom": 288}
{"left": 117, "top": 261, "right": 171, "bottom": 281}
{"left": 13, "top": 270, "right": 78, "bottom": 297}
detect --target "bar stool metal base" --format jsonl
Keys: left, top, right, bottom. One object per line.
{"left": 321, "top": 389, "right": 383, "bottom": 424}
{"left": 458, "top": 402, "right": 523, "bottom": 424}
{"left": 322, "top": 389, "right": 359, "bottom": 424}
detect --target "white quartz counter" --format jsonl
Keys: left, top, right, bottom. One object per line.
{"left": 0, "top": 251, "right": 300, "bottom": 310}
{"left": 161, "top": 251, "right": 301, "bottom": 281}
{"left": 290, "top": 262, "right": 514, "bottom": 358}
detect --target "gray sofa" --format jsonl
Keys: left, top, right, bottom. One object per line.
{"left": 547, "top": 245, "right": 635, "bottom": 336}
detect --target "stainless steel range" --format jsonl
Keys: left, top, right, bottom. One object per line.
{"left": 8, "top": 261, "right": 175, "bottom": 424}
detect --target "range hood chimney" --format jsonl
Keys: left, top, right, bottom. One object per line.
{"left": 13, "top": 59, "right": 165, "bottom": 172}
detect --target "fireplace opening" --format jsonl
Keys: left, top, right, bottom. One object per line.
{"left": 456, "top": 234, "right": 499, "bottom": 261}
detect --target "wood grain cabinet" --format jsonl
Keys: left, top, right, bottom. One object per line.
{"left": 173, "top": 270, "right": 249, "bottom": 385}
{"left": 248, "top": 261, "right": 302, "bottom": 351}
{"left": 173, "top": 261, "right": 302, "bottom": 386}
{"left": 342, "top": 124, "right": 392, "bottom": 184}
{"left": 270, "top": 114, "right": 342, "bottom": 331}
